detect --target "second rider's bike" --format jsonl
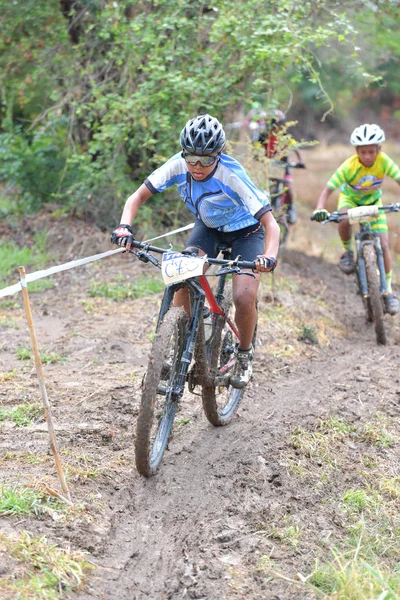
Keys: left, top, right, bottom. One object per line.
{"left": 312, "top": 203, "right": 400, "bottom": 345}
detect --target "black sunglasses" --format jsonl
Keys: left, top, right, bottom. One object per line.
{"left": 181, "top": 152, "right": 220, "bottom": 167}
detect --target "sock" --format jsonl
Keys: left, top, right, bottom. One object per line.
{"left": 342, "top": 239, "right": 353, "bottom": 252}
{"left": 386, "top": 271, "right": 393, "bottom": 294}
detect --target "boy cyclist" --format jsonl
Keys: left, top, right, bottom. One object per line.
{"left": 258, "top": 109, "right": 305, "bottom": 225}
{"left": 111, "top": 114, "right": 280, "bottom": 388}
{"left": 314, "top": 123, "right": 400, "bottom": 315}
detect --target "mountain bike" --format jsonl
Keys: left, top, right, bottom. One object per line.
{"left": 127, "top": 240, "right": 265, "bottom": 477}
{"left": 269, "top": 161, "right": 305, "bottom": 247}
{"left": 312, "top": 203, "right": 400, "bottom": 345}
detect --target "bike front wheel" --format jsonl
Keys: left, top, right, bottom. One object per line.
{"left": 201, "top": 285, "right": 255, "bottom": 426}
{"left": 364, "top": 244, "right": 386, "bottom": 345}
{"left": 135, "top": 307, "right": 187, "bottom": 476}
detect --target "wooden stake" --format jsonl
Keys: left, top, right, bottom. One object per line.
{"left": 19, "top": 267, "right": 72, "bottom": 504}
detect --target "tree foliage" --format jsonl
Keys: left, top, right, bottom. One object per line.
{"left": 0, "top": 0, "right": 398, "bottom": 226}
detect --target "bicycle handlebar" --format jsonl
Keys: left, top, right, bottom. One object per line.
{"left": 311, "top": 203, "right": 400, "bottom": 223}
{"left": 288, "top": 161, "right": 306, "bottom": 169}
{"left": 128, "top": 239, "right": 259, "bottom": 271}
{"left": 272, "top": 160, "right": 305, "bottom": 169}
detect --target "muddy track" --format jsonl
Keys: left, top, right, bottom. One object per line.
{"left": 78, "top": 250, "right": 400, "bottom": 599}
{"left": 1, "top": 233, "right": 400, "bottom": 599}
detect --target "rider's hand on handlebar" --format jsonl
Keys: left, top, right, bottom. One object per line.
{"left": 312, "top": 209, "right": 329, "bottom": 222}
{"left": 255, "top": 255, "right": 277, "bottom": 273}
{"left": 297, "top": 162, "right": 306, "bottom": 169}
{"left": 111, "top": 224, "right": 135, "bottom": 249}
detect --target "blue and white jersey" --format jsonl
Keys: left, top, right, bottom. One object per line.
{"left": 144, "top": 153, "right": 271, "bottom": 232}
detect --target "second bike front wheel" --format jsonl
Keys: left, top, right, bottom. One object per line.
{"left": 135, "top": 307, "right": 187, "bottom": 476}
{"left": 201, "top": 285, "right": 256, "bottom": 426}
{"left": 364, "top": 244, "right": 386, "bottom": 345}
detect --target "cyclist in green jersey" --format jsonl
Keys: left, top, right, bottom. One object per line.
{"left": 313, "top": 123, "right": 400, "bottom": 315}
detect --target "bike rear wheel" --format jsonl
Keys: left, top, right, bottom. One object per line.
{"left": 364, "top": 244, "right": 386, "bottom": 345}
{"left": 201, "top": 285, "right": 256, "bottom": 426}
{"left": 135, "top": 307, "right": 187, "bottom": 476}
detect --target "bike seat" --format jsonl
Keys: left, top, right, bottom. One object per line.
{"left": 216, "top": 242, "right": 231, "bottom": 253}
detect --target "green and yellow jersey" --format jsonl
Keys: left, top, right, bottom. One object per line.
{"left": 327, "top": 152, "right": 400, "bottom": 205}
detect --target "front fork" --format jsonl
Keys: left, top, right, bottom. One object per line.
{"left": 158, "top": 281, "right": 205, "bottom": 399}
{"left": 356, "top": 233, "right": 387, "bottom": 297}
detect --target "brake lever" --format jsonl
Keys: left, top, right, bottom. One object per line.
{"left": 215, "top": 266, "right": 255, "bottom": 278}
{"left": 135, "top": 250, "right": 160, "bottom": 267}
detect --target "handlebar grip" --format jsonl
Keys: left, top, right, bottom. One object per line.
{"left": 240, "top": 261, "right": 257, "bottom": 270}
{"left": 310, "top": 215, "right": 316, "bottom": 221}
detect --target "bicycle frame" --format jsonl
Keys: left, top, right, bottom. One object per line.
{"left": 269, "top": 162, "right": 293, "bottom": 209}
{"left": 155, "top": 267, "right": 241, "bottom": 401}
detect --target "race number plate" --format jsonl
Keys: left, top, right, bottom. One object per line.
{"left": 161, "top": 251, "right": 207, "bottom": 284}
{"left": 347, "top": 205, "right": 379, "bottom": 224}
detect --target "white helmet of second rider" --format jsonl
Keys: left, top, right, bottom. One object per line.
{"left": 350, "top": 123, "right": 385, "bottom": 146}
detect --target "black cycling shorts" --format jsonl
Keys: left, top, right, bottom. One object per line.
{"left": 185, "top": 219, "right": 265, "bottom": 262}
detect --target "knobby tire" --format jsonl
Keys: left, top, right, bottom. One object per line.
{"left": 364, "top": 244, "right": 386, "bottom": 345}
{"left": 135, "top": 307, "right": 187, "bottom": 476}
{"left": 202, "top": 284, "right": 257, "bottom": 426}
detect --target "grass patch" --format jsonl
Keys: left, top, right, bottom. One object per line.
{"left": 273, "top": 411, "right": 400, "bottom": 596}
{"left": 308, "top": 549, "right": 400, "bottom": 599}
{"left": 61, "top": 451, "right": 102, "bottom": 481}
{"left": 16, "top": 345, "right": 63, "bottom": 364}
{"left": 0, "top": 402, "right": 42, "bottom": 426}
{"left": 28, "top": 278, "right": 55, "bottom": 293}
{"left": 359, "top": 417, "right": 395, "bottom": 448}
{"left": 265, "top": 515, "right": 302, "bottom": 550}
{"left": 342, "top": 489, "right": 373, "bottom": 513}
{"left": 0, "top": 530, "right": 93, "bottom": 598}
{"left": 0, "top": 485, "right": 48, "bottom": 516}
{"left": 0, "top": 450, "right": 49, "bottom": 465}
{"left": 0, "top": 315, "right": 19, "bottom": 328}
{"left": 0, "top": 369, "right": 17, "bottom": 382}
{"left": 89, "top": 277, "right": 164, "bottom": 301}
{"left": 298, "top": 324, "right": 318, "bottom": 344}
{"left": 0, "top": 231, "right": 54, "bottom": 288}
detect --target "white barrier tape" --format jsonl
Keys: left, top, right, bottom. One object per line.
{"left": 0, "top": 247, "right": 126, "bottom": 298}
{"left": 0, "top": 222, "right": 195, "bottom": 299}
{"left": 143, "top": 222, "right": 194, "bottom": 242}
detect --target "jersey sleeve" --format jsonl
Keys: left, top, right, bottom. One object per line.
{"left": 145, "top": 154, "right": 187, "bottom": 194}
{"left": 381, "top": 152, "right": 400, "bottom": 182}
{"left": 326, "top": 161, "right": 349, "bottom": 190}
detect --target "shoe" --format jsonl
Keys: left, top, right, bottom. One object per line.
{"left": 230, "top": 346, "right": 254, "bottom": 389}
{"left": 286, "top": 205, "right": 297, "bottom": 225}
{"left": 384, "top": 293, "right": 399, "bottom": 315}
{"left": 339, "top": 251, "right": 355, "bottom": 275}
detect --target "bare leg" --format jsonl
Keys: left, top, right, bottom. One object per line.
{"left": 380, "top": 232, "right": 391, "bottom": 273}
{"left": 338, "top": 220, "right": 352, "bottom": 244}
{"left": 232, "top": 271, "right": 260, "bottom": 350}
{"left": 284, "top": 185, "right": 294, "bottom": 206}
{"left": 173, "top": 288, "right": 191, "bottom": 315}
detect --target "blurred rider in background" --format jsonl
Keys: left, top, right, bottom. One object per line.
{"left": 258, "top": 109, "right": 305, "bottom": 225}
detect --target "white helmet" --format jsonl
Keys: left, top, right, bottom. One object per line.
{"left": 350, "top": 123, "right": 385, "bottom": 146}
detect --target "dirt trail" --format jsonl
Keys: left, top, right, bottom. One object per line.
{"left": 1, "top": 216, "right": 400, "bottom": 599}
